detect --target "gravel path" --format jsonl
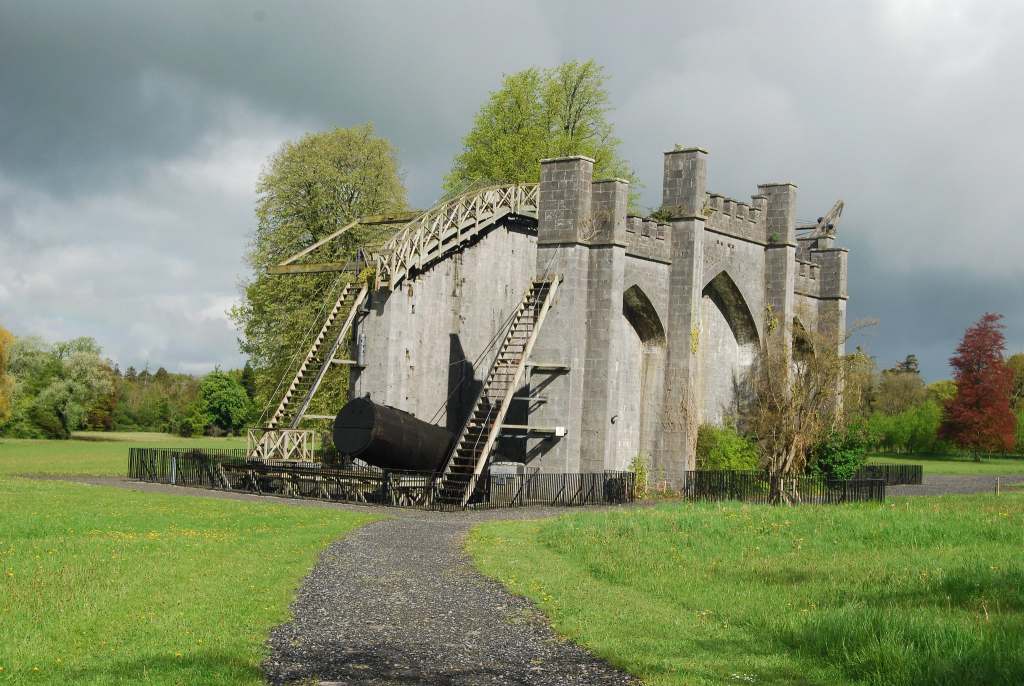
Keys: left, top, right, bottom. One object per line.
{"left": 889, "top": 474, "right": 1024, "bottom": 496}
{"left": 263, "top": 516, "right": 637, "bottom": 686}
{"left": 58, "top": 477, "right": 637, "bottom": 685}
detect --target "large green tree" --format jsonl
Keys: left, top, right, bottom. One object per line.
{"left": 2, "top": 336, "right": 114, "bottom": 439}
{"left": 182, "top": 371, "right": 254, "bottom": 437}
{"left": 0, "top": 325, "right": 13, "bottom": 425}
{"left": 444, "top": 60, "right": 634, "bottom": 195}
{"left": 231, "top": 124, "right": 407, "bottom": 425}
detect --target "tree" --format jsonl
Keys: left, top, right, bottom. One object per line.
{"left": 745, "top": 327, "right": 846, "bottom": 502}
{"left": 875, "top": 368, "right": 926, "bottom": 415}
{"left": 0, "top": 325, "right": 13, "bottom": 426}
{"left": 239, "top": 361, "right": 257, "bottom": 400}
{"left": 927, "top": 380, "right": 957, "bottom": 405}
{"left": 1007, "top": 352, "right": 1024, "bottom": 408}
{"left": 939, "top": 313, "right": 1015, "bottom": 459}
{"left": 892, "top": 354, "right": 920, "bottom": 375}
{"left": 186, "top": 371, "right": 254, "bottom": 436}
{"left": 7, "top": 337, "right": 115, "bottom": 439}
{"left": 230, "top": 124, "right": 407, "bottom": 422}
{"left": 842, "top": 346, "right": 877, "bottom": 423}
{"left": 444, "top": 60, "right": 634, "bottom": 196}
{"left": 202, "top": 371, "right": 253, "bottom": 435}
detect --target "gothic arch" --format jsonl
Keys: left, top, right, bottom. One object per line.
{"left": 614, "top": 284, "right": 666, "bottom": 470}
{"left": 793, "top": 317, "right": 814, "bottom": 360}
{"left": 623, "top": 284, "right": 666, "bottom": 346}
{"left": 702, "top": 271, "right": 759, "bottom": 348}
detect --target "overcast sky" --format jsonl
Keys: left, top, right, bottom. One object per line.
{"left": 1, "top": 0, "right": 1021, "bottom": 380}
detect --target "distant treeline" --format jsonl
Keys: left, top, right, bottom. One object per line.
{"left": 844, "top": 351, "right": 1024, "bottom": 456}
{"left": 0, "top": 333, "right": 258, "bottom": 439}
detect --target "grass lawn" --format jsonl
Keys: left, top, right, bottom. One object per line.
{"left": 868, "top": 453, "right": 1024, "bottom": 476}
{"left": 0, "top": 432, "right": 246, "bottom": 477}
{"left": 0, "top": 476, "right": 376, "bottom": 685}
{"left": 469, "top": 495, "right": 1024, "bottom": 686}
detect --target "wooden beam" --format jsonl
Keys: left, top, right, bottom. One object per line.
{"left": 525, "top": 362, "right": 571, "bottom": 372}
{"left": 280, "top": 219, "right": 359, "bottom": 266}
{"left": 267, "top": 262, "right": 359, "bottom": 275}
{"left": 359, "top": 211, "right": 421, "bottom": 225}
{"left": 500, "top": 424, "right": 558, "bottom": 434}
{"left": 275, "top": 211, "right": 420, "bottom": 269}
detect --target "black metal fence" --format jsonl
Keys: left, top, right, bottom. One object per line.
{"left": 682, "top": 470, "right": 885, "bottom": 504}
{"left": 853, "top": 463, "right": 923, "bottom": 485}
{"left": 127, "top": 448, "right": 635, "bottom": 510}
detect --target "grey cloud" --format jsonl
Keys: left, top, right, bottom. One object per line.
{"left": 0, "top": 0, "right": 1021, "bottom": 377}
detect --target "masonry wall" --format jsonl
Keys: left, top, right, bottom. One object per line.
{"left": 351, "top": 222, "right": 537, "bottom": 455}
{"left": 350, "top": 146, "right": 847, "bottom": 483}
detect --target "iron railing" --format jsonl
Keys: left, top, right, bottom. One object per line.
{"left": 853, "top": 464, "right": 923, "bottom": 485}
{"left": 127, "top": 448, "right": 635, "bottom": 511}
{"left": 682, "top": 470, "right": 885, "bottom": 504}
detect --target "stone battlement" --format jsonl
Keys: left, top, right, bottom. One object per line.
{"left": 703, "top": 191, "right": 768, "bottom": 244}
{"left": 625, "top": 216, "right": 671, "bottom": 263}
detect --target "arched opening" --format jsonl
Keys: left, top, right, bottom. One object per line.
{"left": 793, "top": 317, "right": 814, "bottom": 362}
{"left": 614, "top": 285, "right": 666, "bottom": 469}
{"left": 623, "top": 285, "right": 666, "bottom": 345}
{"left": 701, "top": 271, "right": 759, "bottom": 425}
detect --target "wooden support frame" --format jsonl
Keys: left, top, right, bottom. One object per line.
{"left": 247, "top": 428, "right": 315, "bottom": 461}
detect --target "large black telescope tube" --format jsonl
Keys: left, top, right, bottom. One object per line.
{"left": 332, "top": 397, "right": 454, "bottom": 472}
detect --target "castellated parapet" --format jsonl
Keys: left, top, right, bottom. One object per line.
{"left": 350, "top": 145, "right": 849, "bottom": 484}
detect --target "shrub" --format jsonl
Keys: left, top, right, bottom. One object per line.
{"left": 808, "top": 427, "right": 867, "bottom": 480}
{"left": 696, "top": 423, "right": 759, "bottom": 471}
{"left": 863, "top": 400, "right": 948, "bottom": 454}
{"left": 628, "top": 454, "right": 650, "bottom": 499}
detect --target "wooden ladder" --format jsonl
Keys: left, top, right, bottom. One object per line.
{"left": 267, "top": 282, "right": 368, "bottom": 430}
{"left": 433, "top": 276, "right": 561, "bottom": 507}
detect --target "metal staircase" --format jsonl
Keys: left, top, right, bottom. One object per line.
{"left": 249, "top": 281, "right": 368, "bottom": 460}
{"left": 433, "top": 276, "right": 561, "bottom": 507}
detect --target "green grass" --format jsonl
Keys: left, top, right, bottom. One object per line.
{"left": 0, "top": 476, "right": 376, "bottom": 685}
{"left": 868, "top": 453, "right": 1024, "bottom": 475}
{"left": 469, "top": 496, "right": 1024, "bottom": 685}
{"left": 0, "top": 432, "right": 246, "bottom": 477}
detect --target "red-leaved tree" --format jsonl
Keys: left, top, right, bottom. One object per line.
{"left": 939, "top": 313, "right": 1015, "bottom": 459}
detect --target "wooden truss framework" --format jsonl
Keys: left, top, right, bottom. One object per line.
{"left": 247, "top": 428, "right": 314, "bottom": 462}
{"left": 373, "top": 183, "right": 539, "bottom": 288}
{"left": 267, "top": 184, "right": 539, "bottom": 283}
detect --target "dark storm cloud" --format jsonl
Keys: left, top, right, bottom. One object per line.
{"left": 0, "top": 0, "right": 1021, "bottom": 377}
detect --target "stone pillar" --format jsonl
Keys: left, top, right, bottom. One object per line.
{"left": 657, "top": 147, "right": 707, "bottom": 484}
{"left": 760, "top": 183, "right": 798, "bottom": 359}
{"left": 579, "top": 179, "right": 629, "bottom": 471}
{"left": 810, "top": 247, "right": 849, "bottom": 355}
{"left": 528, "top": 156, "right": 595, "bottom": 473}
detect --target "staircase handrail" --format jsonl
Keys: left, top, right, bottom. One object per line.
{"left": 373, "top": 183, "right": 538, "bottom": 288}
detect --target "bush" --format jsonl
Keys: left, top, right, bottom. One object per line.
{"left": 863, "top": 400, "right": 948, "bottom": 454}
{"left": 628, "top": 454, "right": 650, "bottom": 499}
{"left": 696, "top": 423, "right": 759, "bottom": 471}
{"left": 809, "top": 427, "right": 867, "bottom": 480}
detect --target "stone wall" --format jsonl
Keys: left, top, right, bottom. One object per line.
{"left": 350, "top": 145, "right": 849, "bottom": 484}
{"left": 351, "top": 221, "right": 536, "bottom": 457}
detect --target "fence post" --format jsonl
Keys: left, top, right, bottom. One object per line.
{"left": 170, "top": 455, "right": 177, "bottom": 485}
